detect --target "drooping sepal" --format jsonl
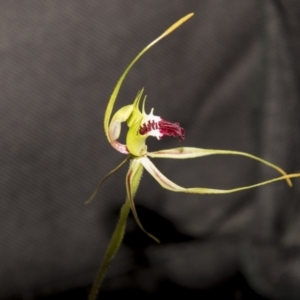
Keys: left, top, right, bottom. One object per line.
{"left": 126, "top": 158, "right": 160, "bottom": 243}
{"left": 141, "top": 156, "right": 300, "bottom": 195}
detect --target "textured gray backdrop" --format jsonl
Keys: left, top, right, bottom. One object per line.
{"left": 0, "top": 1, "right": 300, "bottom": 299}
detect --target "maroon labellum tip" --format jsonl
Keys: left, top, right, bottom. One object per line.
{"left": 139, "top": 119, "right": 185, "bottom": 141}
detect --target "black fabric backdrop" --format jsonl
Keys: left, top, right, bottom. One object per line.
{"left": 0, "top": 1, "right": 300, "bottom": 299}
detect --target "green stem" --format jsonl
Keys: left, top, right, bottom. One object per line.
{"left": 88, "top": 199, "right": 131, "bottom": 300}
{"left": 89, "top": 159, "right": 145, "bottom": 299}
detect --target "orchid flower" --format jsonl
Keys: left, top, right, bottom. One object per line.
{"left": 87, "top": 13, "right": 300, "bottom": 299}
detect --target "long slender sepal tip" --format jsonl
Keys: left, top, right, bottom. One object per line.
{"left": 164, "top": 13, "right": 194, "bottom": 36}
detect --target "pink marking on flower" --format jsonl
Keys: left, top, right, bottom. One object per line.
{"left": 139, "top": 119, "right": 185, "bottom": 141}
{"left": 111, "top": 141, "right": 129, "bottom": 154}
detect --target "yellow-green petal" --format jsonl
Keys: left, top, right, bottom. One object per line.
{"left": 125, "top": 90, "right": 148, "bottom": 156}
{"left": 109, "top": 105, "right": 134, "bottom": 141}
{"left": 141, "top": 156, "right": 300, "bottom": 195}
{"left": 126, "top": 158, "right": 159, "bottom": 243}
{"left": 148, "top": 147, "right": 292, "bottom": 186}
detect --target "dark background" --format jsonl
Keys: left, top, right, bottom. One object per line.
{"left": 1, "top": 1, "right": 300, "bottom": 299}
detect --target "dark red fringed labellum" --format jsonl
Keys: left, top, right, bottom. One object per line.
{"left": 139, "top": 119, "right": 185, "bottom": 141}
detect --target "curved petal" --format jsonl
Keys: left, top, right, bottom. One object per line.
{"left": 141, "top": 156, "right": 300, "bottom": 195}
{"left": 109, "top": 105, "right": 134, "bottom": 141}
{"left": 104, "top": 13, "right": 194, "bottom": 143}
{"left": 85, "top": 156, "right": 129, "bottom": 204}
{"left": 148, "top": 147, "right": 293, "bottom": 187}
{"left": 126, "top": 158, "right": 159, "bottom": 243}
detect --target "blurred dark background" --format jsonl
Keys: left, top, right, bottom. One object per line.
{"left": 0, "top": 1, "right": 300, "bottom": 299}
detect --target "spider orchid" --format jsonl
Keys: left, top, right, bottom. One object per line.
{"left": 87, "top": 13, "right": 300, "bottom": 299}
